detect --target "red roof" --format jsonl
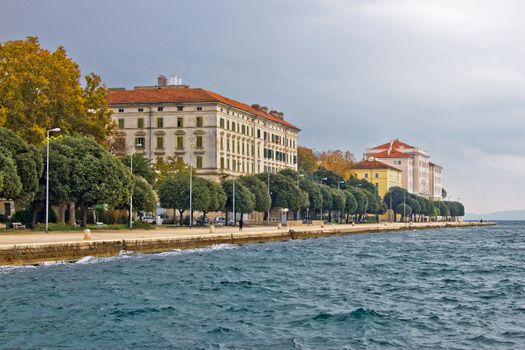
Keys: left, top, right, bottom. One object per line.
{"left": 108, "top": 87, "right": 299, "bottom": 130}
{"left": 356, "top": 159, "right": 402, "bottom": 171}
{"left": 373, "top": 149, "right": 411, "bottom": 158}
{"left": 372, "top": 139, "right": 415, "bottom": 150}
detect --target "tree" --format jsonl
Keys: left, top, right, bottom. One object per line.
{"left": 0, "top": 37, "right": 113, "bottom": 144}
{"left": 364, "top": 190, "right": 379, "bottom": 214}
{"left": 130, "top": 176, "right": 157, "bottom": 213}
{"left": 407, "top": 196, "right": 421, "bottom": 221}
{"left": 0, "top": 128, "right": 43, "bottom": 208}
{"left": 41, "top": 136, "right": 133, "bottom": 226}
{"left": 396, "top": 203, "right": 412, "bottom": 221}
{"left": 0, "top": 149, "right": 21, "bottom": 200}
{"left": 154, "top": 156, "right": 189, "bottom": 183}
{"left": 330, "top": 188, "right": 346, "bottom": 223}
{"left": 312, "top": 167, "right": 343, "bottom": 188}
{"left": 347, "top": 177, "right": 376, "bottom": 194}
{"left": 343, "top": 190, "right": 358, "bottom": 223}
{"left": 239, "top": 175, "right": 271, "bottom": 213}
{"left": 122, "top": 154, "right": 156, "bottom": 186}
{"left": 202, "top": 181, "right": 227, "bottom": 223}
{"left": 222, "top": 180, "right": 255, "bottom": 224}
{"left": 319, "top": 185, "right": 333, "bottom": 221}
{"left": 157, "top": 176, "right": 188, "bottom": 226}
{"left": 383, "top": 186, "right": 409, "bottom": 221}
{"left": 436, "top": 201, "right": 450, "bottom": 220}
{"left": 297, "top": 146, "right": 318, "bottom": 174}
{"left": 259, "top": 173, "right": 307, "bottom": 217}
{"left": 318, "top": 149, "right": 355, "bottom": 179}
{"left": 299, "top": 178, "right": 323, "bottom": 217}
{"left": 348, "top": 187, "right": 367, "bottom": 221}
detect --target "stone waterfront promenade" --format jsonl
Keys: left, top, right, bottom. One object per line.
{"left": 0, "top": 221, "right": 494, "bottom": 266}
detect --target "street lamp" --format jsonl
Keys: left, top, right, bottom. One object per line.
{"left": 232, "top": 178, "right": 236, "bottom": 226}
{"left": 129, "top": 142, "right": 142, "bottom": 229}
{"left": 320, "top": 177, "right": 327, "bottom": 222}
{"left": 45, "top": 127, "right": 61, "bottom": 233}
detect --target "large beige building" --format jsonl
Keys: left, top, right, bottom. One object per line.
{"left": 364, "top": 139, "right": 443, "bottom": 199}
{"left": 108, "top": 76, "right": 300, "bottom": 180}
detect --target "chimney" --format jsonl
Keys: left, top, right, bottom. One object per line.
{"left": 278, "top": 112, "right": 284, "bottom": 120}
{"left": 251, "top": 104, "right": 260, "bottom": 110}
{"left": 157, "top": 75, "right": 167, "bottom": 88}
{"left": 260, "top": 106, "right": 268, "bottom": 113}
{"left": 270, "top": 110, "right": 284, "bottom": 120}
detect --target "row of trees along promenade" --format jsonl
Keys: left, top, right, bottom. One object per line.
{"left": 0, "top": 37, "right": 465, "bottom": 229}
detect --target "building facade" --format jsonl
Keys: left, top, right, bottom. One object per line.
{"left": 364, "top": 139, "right": 443, "bottom": 198}
{"left": 429, "top": 162, "right": 443, "bottom": 200}
{"left": 351, "top": 158, "right": 403, "bottom": 198}
{"left": 108, "top": 76, "right": 300, "bottom": 180}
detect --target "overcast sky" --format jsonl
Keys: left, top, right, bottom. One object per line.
{"left": 1, "top": 0, "right": 524, "bottom": 214}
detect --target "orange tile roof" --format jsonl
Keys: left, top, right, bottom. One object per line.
{"left": 108, "top": 87, "right": 299, "bottom": 130}
{"left": 356, "top": 159, "right": 402, "bottom": 171}
{"left": 372, "top": 139, "right": 415, "bottom": 150}
{"left": 373, "top": 149, "right": 411, "bottom": 158}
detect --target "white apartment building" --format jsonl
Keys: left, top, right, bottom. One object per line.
{"left": 108, "top": 76, "right": 299, "bottom": 180}
{"left": 429, "top": 162, "right": 443, "bottom": 200}
{"left": 364, "top": 139, "right": 444, "bottom": 198}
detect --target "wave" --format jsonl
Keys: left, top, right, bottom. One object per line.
{"left": 313, "top": 308, "right": 385, "bottom": 322}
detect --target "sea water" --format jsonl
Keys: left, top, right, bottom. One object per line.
{"left": 1, "top": 222, "right": 524, "bottom": 349}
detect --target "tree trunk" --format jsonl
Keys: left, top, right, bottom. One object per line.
{"left": 68, "top": 201, "right": 76, "bottom": 226}
{"left": 58, "top": 203, "right": 66, "bottom": 225}
{"left": 178, "top": 209, "right": 184, "bottom": 226}
{"left": 82, "top": 206, "right": 88, "bottom": 227}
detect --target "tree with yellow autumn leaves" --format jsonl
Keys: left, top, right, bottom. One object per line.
{"left": 0, "top": 36, "right": 113, "bottom": 145}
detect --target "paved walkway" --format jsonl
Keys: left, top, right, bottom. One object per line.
{"left": 0, "top": 221, "right": 482, "bottom": 248}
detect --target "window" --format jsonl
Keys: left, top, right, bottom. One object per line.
{"left": 157, "top": 118, "right": 163, "bottom": 128}
{"left": 375, "top": 173, "right": 379, "bottom": 179}
{"left": 177, "top": 117, "right": 184, "bottom": 128}
{"left": 196, "top": 116, "right": 203, "bottom": 127}
{"left": 177, "top": 106, "right": 184, "bottom": 111}
{"left": 220, "top": 118, "right": 225, "bottom": 128}
{"left": 115, "top": 137, "right": 126, "bottom": 151}
{"left": 220, "top": 137, "right": 224, "bottom": 150}
{"left": 135, "top": 137, "right": 145, "bottom": 149}
{"left": 138, "top": 108, "right": 144, "bottom": 112}
{"left": 227, "top": 138, "right": 230, "bottom": 151}
{"left": 242, "top": 125, "right": 246, "bottom": 134}
{"left": 138, "top": 118, "right": 144, "bottom": 129}
{"left": 196, "top": 156, "right": 203, "bottom": 169}
{"left": 232, "top": 122, "right": 236, "bottom": 131}
{"left": 118, "top": 108, "right": 124, "bottom": 113}
{"left": 177, "top": 136, "right": 184, "bottom": 149}
{"left": 197, "top": 106, "right": 202, "bottom": 111}
{"left": 227, "top": 120, "right": 230, "bottom": 129}
{"left": 156, "top": 136, "right": 164, "bottom": 149}
{"left": 364, "top": 173, "right": 368, "bottom": 178}
{"left": 157, "top": 107, "right": 163, "bottom": 112}
{"left": 118, "top": 119, "right": 124, "bottom": 129}
{"left": 220, "top": 158, "right": 224, "bottom": 169}
{"left": 196, "top": 136, "right": 203, "bottom": 148}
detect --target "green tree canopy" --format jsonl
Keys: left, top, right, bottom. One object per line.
{"left": 240, "top": 175, "right": 271, "bottom": 212}
{"left": 130, "top": 176, "right": 157, "bottom": 213}
{"left": 331, "top": 188, "right": 346, "bottom": 212}
{"left": 222, "top": 180, "right": 255, "bottom": 215}
{"left": 348, "top": 187, "right": 368, "bottom": 215}
{"left": 122, "top": 154, "right": 156, "bottom": 186}
{"left": 0, "top": 128, "right": 43, "bottom": 207}
{"left": 343, "top": 190, "right": 358, "bottom": 217}
{"left": 396, "top": 203, "right": 412, "bottom": 219}
{"left": 299, "top": 178, "right": 323, "bottom": 212}
{"left": 312, "top": 167, "right": 344, "bottom": 188}
{"left": 0, "top": 149, "right": 21, "bottom": 200}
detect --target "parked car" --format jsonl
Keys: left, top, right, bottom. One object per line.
{"left": 214, "top": 217, "right": 234, "bottom": 226}
{"left": 141, "top": 215, "right": 155, "bottom": 224}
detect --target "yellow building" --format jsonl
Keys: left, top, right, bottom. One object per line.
{"left": 351, "top": 158, "right": 402, "bottom": 198}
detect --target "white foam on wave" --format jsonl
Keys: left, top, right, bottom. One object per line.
{"left": 1, "top": 244, "right": 238, "bottom": 271}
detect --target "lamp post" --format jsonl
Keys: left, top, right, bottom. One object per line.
{"left": 129, "top": 142, "right": 142, "bottom": 230}
{"left": 320, "top": 177, "right": 327, "bottom": 222}
{"left": 232, "top": 178, "right": 236, "bottom": 226}
{"left": 189, "top": 154, "right": 193, "bottom": 228}
{"left": 45, "top": 127, "right": 61, "bottom": 233}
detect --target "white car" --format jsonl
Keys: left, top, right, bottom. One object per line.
{"left": 214, "top": 217, "right": 234, "bottom": 225}
{"left": 141, "top": 215, "right": 155, "bottom": 224}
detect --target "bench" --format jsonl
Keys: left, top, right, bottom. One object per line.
{"left": 96, "top": 222, "right": 107, "bottom": 227}
{"left": 12, "top": 222, "right": 26, "bottom": 230}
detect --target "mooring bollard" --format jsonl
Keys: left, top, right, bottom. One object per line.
{"left": 277, "top": 223, "right": 282, "bottom": 230}
{"left": 83, "top": 229, "right": 91, "bottom": 240}
{"left": 209, "top": 225, "right": 215, "bottom": 233}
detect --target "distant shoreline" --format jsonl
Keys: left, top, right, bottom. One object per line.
{"left": 0, "top": 221, "right": 495, "bottom": 266}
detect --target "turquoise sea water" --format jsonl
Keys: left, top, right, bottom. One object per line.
{"left": 1, "top": 222, "right": 524, "bottom": 349}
